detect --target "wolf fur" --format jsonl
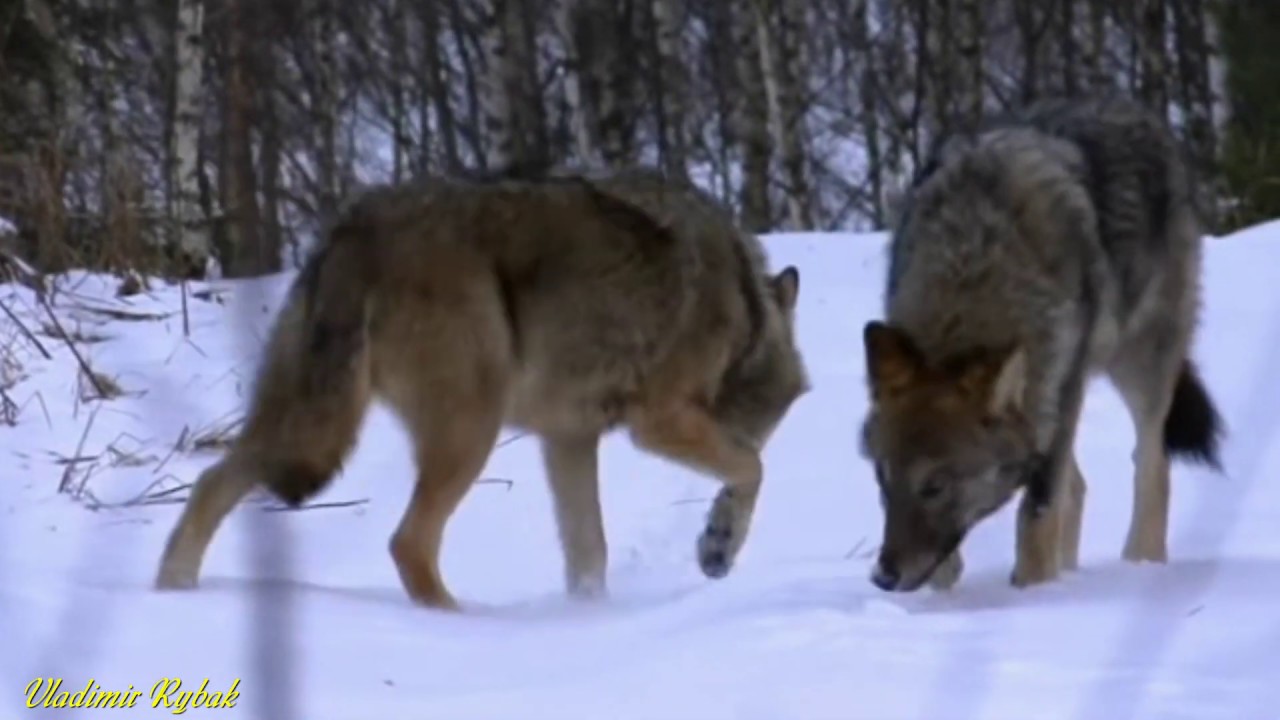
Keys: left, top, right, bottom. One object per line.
{"left": 859, "top": 94, "right": 1223, "bottom": 594}
{"left": 153, "top": 168, "right": 808, "bottom": 610}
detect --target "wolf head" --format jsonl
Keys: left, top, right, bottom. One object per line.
{"left": 858, "top": 321, "right": 1037, "bottom": 592}
{"left": 713, "top": 266, "right": 809, "bottom": 450}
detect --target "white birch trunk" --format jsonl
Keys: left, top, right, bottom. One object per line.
{"left": 477, "top": 0, "right": 515, "bottom": 170}
{"left": 555, "top": 0, "right": 598, "bottom": 164}
{"left": 753, "top": 0, "right": 812, "bottom": 230}
{"left": 169, "top": 0, "right": 210, "bottom": 271}
{"left": 652, "top": 0, "right": 687, "bottom": 172}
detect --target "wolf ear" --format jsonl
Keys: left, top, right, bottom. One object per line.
{"left": 985, "top": 347, "right": 1027, "bottom": 414}
{"left": 863, "top": 321, "right": 922, "bottom": 399}
{"left": 771, "top": 266, "right": 800, "bottom": 311}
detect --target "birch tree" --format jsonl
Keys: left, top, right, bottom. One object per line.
{"left": 555, "top": 0, "right": 597, "bottom": 164}
{"left": 957, "top": 0, "right": 984, "bottom": 125}
{"left": 753, "top": 0, "right": 812, "bottom": 229}
{"left": 476, "top": 0, "right": 546, "bottom": 171}
{"left": 168, "top": 0, "right": 210, "bottom": 276}
{"left": 1138, "top": 0, "right": 1170, "bottom": 113}
{"left": 731, "top": 1, "right": 771, "bottom": 231}
{"left": 651, "top": 0, "right": 687, "bottom": 174}
{"left": 217, "top": 0, "right": 264, "bottom": 277}
{"left": 559, "top": 0, "right": 638, "bottom": 165}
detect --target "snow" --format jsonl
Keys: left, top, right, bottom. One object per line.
{"left": 3, "top": 222, "right": 1280, "bottom": 719}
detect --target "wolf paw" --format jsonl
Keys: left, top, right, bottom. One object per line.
{"left": 697, "top": 523, "right": 734, "bottom": 579}
{"left": 154, "top": 565, "right": 198, "bottom": 591}
{"left": 697, "top": 495, "right": 738, "bottom": 579}
{"left": 566, "top": 572, "right": 608, "bottom": 600}
{"left": 1121, "top": 539, "right": 1168, "bottom": 564}
{"left": 1009, "top": 561, "right": 1059, "bottom": 589}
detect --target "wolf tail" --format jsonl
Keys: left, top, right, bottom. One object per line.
{"left": 1163, "top": 358, "right": 1224, "bottom": 470}
{"left": 152, "top": 211, "right": 380, "bottom": 590}
{"left": 237, "top": 210, "right": 377, "bottom": 507}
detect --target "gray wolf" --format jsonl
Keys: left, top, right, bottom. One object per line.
{"left": 859, "top": 94, "right": 1223, "bottom": 593}
{"left": 154, "top": 168, "right": 809, "bottom": 610}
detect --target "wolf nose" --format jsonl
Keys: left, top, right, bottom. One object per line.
{"left": 871, "top": 563, "right": 900, "bottom": 591}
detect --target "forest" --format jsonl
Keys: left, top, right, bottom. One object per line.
{"left": 0, "top": 0, "right": 1275, "bottom": 281}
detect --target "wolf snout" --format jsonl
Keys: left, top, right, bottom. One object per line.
{"left": 870, "top": 560, "right": 900, "bottom": 591}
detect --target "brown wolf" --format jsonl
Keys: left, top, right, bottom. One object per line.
{"left": 859, "top": 95, "right": 1223, "bottom": 594}
{"left": 154, "top": 169, "right": 809, "bottom": 610}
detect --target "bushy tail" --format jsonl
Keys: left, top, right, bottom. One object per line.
{"left": 1163, "top": 358, "right": 1224, "bottom": 470}
{"left": 238, "top": 213, "right": 377, "bottom": 507}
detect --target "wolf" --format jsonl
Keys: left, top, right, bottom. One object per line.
{"left": 153, "top": 168, "right": 809, "bottom": 610}
{"left": 858, "top": 94, "right": 1224, "bottom": 593}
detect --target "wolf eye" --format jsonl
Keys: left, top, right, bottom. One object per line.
{"left": 920, "top": 471, "right": 953, "bottom": 499}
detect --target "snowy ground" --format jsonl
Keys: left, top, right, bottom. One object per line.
{"left": 3, "top": 222, "right": 1280, "bottom": 719}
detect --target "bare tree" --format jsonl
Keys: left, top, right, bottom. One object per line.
{"left": 476, "top": 0, "right": 547, "bottom": 171}
{"left": 0, "top": 0, "right": 1240, "bottom": 278}
{"left": 753, "top": 0, "right": 812, "bottom": 229}
{"left": 216, "top": 0, "right": 265, "bottom": 277}
{"left": 168, "top": 0, "right": 210, "bottom": 276}
{"left": 560, "top": 0, "right": 639, "bottom": 166}
{"left": 730, "top": 1, "right": 771, "bottom": 231}
{"left": 1138, "top": 0, "right": 1170, "bottom": 113}
{"left": 650, "top": 0, "right": 688, "bottom": 175}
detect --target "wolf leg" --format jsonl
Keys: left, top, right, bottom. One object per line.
{"left": 1012, "top": 386, "right": 1087, "bottom": 587}
{"left": 1122, "top": 427, "right": 1171, "bottom": 563}
{"left": 1059, "top": 453, "right": 1088, "bottom": 572}
{"left": 389, "top": 396, "right": 503, "bottom": 611}
{"left": 541, "top": 433, "right": 608, "bottom": 598}
{"left": 155, "top": 452, "right": 260, "bottom": 590}
{"left": 1012, "top": 491, "right": 1066, "bottom": 588}
{"left": 385, "top": 277, "right": 512, "bottom": 611}
{"left": 628, "top": 404, "right": 763, "bottom": 580}
{"left": 1111, "top": 352, "right": 1183, "bottom": 564}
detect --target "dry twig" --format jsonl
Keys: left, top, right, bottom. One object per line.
{"left": 0, "top": 296, "right": 52, "bottom": 360}
{"left": 37, "top": 295, "right": 111, "bottom": 399}
{"left": 57, "top": 405, "right": 101, "bottom": 495}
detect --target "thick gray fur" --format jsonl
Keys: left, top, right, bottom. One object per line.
{"left": 862, "top": 94, "right": 1222, "bottom": 593}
